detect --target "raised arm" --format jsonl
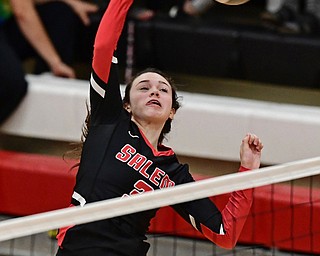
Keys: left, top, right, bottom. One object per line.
{"left": 174, "top": 133, "right": 263, "bottom": 249}
{"left": 201, "top": 133, "right": 263, "bottom": 248}
{"left": 199, "top": 166, "right": 253, "bottom": 249}
{"left": 92, "top": 0, "right": 133, "bottom": 83}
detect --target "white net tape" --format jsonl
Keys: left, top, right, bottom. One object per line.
{"left": 0, "top": 156, "right": 319, "bottom": 242}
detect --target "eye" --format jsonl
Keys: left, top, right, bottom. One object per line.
{"left": 139, "top": 86, "right": 149, "bottom": 91}
{"left": 160, "top": 88, "right": 168, "bottom": 93}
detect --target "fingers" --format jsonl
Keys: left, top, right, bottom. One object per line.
{"left": 52, "top": 62, "right": 76, "bottom": 78}
{"left": 240, "top": 133, "right": 263, "bottom": 170}
{"left": 243, "top": 133, "right": 264, "bottom": 152}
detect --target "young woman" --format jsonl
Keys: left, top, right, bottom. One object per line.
{"left": 56, "top": 0, "right": 263, "bottom": 255}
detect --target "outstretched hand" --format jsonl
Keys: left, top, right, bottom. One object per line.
{"left": 240, "top": 133, "right": 263, "bottom": 170}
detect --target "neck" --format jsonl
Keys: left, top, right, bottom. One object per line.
{"left": 132, "top": 117, "right": 163, "bottom": 149}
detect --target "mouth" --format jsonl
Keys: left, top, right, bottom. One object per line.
{"left": 147, "top": 99, "right": 161, "bottom": 107}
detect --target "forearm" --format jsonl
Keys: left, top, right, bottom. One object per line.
{"left": 11, "top": 1, "right": 63, "bottom": 71}
{"left": 92, "top": 0, "right": 133, "bottom": 83}
{"left": 201, "top": 166, "right": 253, "bottom": 249}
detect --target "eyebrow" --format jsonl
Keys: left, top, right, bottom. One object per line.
{"left": 136, "top": 80, "right": 170, "bottom": 88}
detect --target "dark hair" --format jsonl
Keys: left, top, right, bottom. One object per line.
{"left": 123, "top": 68, "right": 181, "bottom": 144}
{"left": 66, "top": 68, "right": 181, "bottom": 161}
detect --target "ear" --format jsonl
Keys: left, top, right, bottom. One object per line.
{"left": 169, "top": 108, "right": 176, "bottom": 120}
{"left": 124, "top": 103, "right": 131, "bottom": 113}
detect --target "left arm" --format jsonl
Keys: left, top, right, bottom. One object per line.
{"left": 204, "top": 133, "right": 263, "bottom": 248}
{"left": 174, "top": 133, "right": 263, "bottom": 249}
{"left": 172, "top": 167, "right": 253, "bottom": 249}
{"left": 200, "top": 168, "right": 253, "bottom": 249}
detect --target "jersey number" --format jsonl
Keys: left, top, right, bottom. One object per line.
{"left": 122, "top": 180, "right": 154, "bottom": 198}
{"left": 130, "top": 180, "right": 154, "bottom": 195}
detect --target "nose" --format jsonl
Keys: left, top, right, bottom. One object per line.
{"left": 150, "top": 89, "right": 159, "bottom": 97}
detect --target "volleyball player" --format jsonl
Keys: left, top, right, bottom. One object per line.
{"left": 56, "top": 0, "right": 263, "bottom": 254}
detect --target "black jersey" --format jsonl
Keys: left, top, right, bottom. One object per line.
{"left": 56, "top": 0, "right": 253, "bottom": 254}
{"left": 58, "top": 46, "right": 223, "bottom": 256}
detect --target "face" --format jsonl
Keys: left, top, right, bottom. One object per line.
{"left": 126, "top": 72, "right": 175, "bottom": 125}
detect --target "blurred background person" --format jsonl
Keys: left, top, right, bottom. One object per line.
{"left": 0, "top": 0, "right": 98, "bottom": 124}
{"left": 261, "top": 0, "right": 320, "bottom": 34}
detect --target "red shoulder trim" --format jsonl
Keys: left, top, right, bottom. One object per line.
{"left": 139, "top": 129, "right": 175, "bottom": 157}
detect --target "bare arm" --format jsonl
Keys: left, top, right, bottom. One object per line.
{"left": 10, "top": 0, "right": 75, "bottom": 78}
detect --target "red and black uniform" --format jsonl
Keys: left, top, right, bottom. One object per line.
{"left": 56, "top": 0, "right": 253, "bottom": 255}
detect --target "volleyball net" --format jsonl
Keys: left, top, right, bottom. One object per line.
{"left": 0, "top": 156, "right": 319, "bottom": 256}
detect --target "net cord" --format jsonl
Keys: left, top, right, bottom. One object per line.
{"left": 0, "top": 156, "right": 319, "bottom": 242}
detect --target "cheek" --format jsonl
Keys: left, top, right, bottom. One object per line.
{"left": 129, "top": 94, "right": 144, "bottom": 110}
{"left": 166, "top": 96, "right": 174, "bottom": 109}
